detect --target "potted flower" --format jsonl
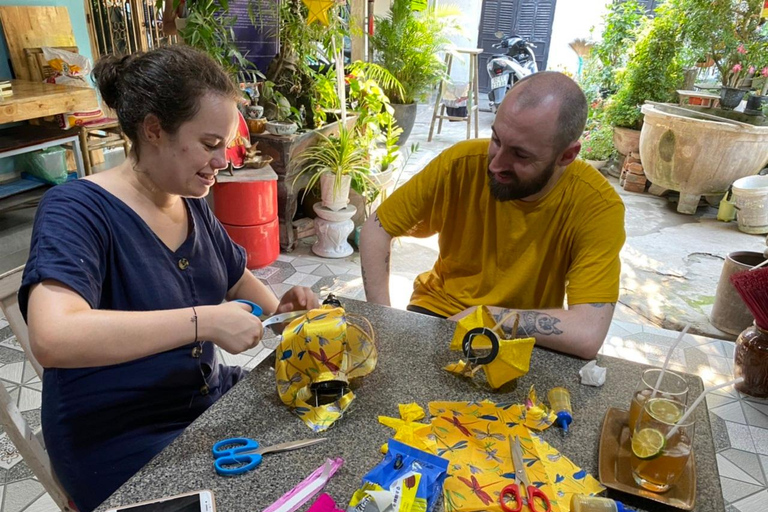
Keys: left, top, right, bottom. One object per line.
{"left": 746, "top": 67, "right": 768, "bottom": 115}
{"left": 581, "top": 123, "right": 615, "bottom": 169}
{"left": 293, "top": 126, "right": 377, "bottom": 211}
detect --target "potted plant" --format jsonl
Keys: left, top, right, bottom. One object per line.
{"left": 581, "top": 123, "right": 615, "bottom": 169}
{"left": 293, "top": 126, "right": 377, "bottom": 211}
{"left": 370, "top": 0, "right": 457, "bottom": 145}
{"left": 604, "top": 3, "right": 683, "bottom": 154}
{"left": 746, "top": 67, "right": 768, "bottom": 115}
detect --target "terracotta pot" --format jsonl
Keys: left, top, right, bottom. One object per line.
{"left": 612, "top": 126, "right": 641, "bottom": 155}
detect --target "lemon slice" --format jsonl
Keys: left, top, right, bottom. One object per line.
{"left": 648, "top": 399, "right": 684, "bottom": 424}
{"left": 632, "top": 428, "right": 666, "bottom": 459}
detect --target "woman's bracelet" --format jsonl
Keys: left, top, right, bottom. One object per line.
{"left": 191, "top": 306, "right": 198, "bottom": 343}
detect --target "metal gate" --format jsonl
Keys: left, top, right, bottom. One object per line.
{"left": 84, "top": 0, "right": 174, "bottom": 59}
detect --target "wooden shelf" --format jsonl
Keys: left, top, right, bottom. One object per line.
{"left": 0, "top": 80, "right": 98, "bottom": 125}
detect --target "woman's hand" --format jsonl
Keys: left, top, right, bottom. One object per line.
{"left": 201, "top": 302, "right": 264, "bottom": 354}
{"left": 276, "top": 286, "right": 320, "bottom": 314}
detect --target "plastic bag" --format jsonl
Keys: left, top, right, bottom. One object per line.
{"left": 18, "top": 146, "right": 68, "bottom": 185}
{"left": 42, "top": 47, "right": 91, "bottom": 87}
{"left": 348, "top": 439, "right": 449, "bottom": 512}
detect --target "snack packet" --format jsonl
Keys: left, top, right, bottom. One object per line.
{"left": 348, "top": 439, "right": 448, "bottom": 512}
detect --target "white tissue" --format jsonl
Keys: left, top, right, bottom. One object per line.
{"left": 579, "top": 360, "right": 606, "bottom": 386}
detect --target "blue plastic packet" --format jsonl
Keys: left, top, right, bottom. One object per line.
{"left": 348, "top": 439, "right": 449, "bottom": 512}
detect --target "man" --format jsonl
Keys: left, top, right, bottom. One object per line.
{"left": 360, "top": 72, "right": 625, "bottom": 359}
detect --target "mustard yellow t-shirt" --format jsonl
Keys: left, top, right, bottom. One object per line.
{"left": 376, "top": 139, "right": 626, "bottom": 317}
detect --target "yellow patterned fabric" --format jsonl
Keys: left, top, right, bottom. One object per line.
{"left": 426, "top": 401, "right": 604, "bottom": 512}
{"left": 445, "top": 306, "right": 535, "bottom": 389}
{"left": 378, "top": 403, "right": 436, "bottom": 454}
{"left": 275, "top": 305, "right": 377, "bottom": 431}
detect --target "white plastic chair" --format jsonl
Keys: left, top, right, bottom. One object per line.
{"left": 0, "top": 266, "right": 75, "bottom": 511}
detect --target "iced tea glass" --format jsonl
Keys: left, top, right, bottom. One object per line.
{"left": 628, "top": 368, "right": 688, "bottom": 435}
{"left": 631, "top": 398, "right": 695, "bottom": 493}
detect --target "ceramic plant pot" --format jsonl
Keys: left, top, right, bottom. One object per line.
{"left": 320, "top": 173, "right": 351, "bottom": 211}
{"left": 265, "top": 121, "right": 298, "bottom": 136}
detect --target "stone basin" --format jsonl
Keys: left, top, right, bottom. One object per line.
{"left": 639, "top": 103, "right": 768, "bottom": 214}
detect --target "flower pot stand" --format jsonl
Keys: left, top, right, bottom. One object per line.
{"left": 312, "top": 203, "right": 357, "bottom": 258}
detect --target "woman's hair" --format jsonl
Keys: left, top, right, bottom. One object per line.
{"left": 93, "top": 46, "right": 240, "bottom": 151}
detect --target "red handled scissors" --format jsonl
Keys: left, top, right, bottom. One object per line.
{"left": 500, "top": 435, "right": 552, "bottom": 512}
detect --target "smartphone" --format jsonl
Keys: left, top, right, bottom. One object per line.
{"left": 105, "top": 490, "right": 215, "bottom": 512}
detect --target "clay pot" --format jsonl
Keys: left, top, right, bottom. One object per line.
{"left": 612, "top": 126, "right": 641, "bottom": 155}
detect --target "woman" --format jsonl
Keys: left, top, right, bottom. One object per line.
{"left": 19, "top": 45, "right": 318, "bottom": 510}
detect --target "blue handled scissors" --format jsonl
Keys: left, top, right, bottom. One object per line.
{"left": 234, "top": 300, "right": 308, "bottom": 347}
{"left": 212, "top": 437, "right": 327, "bottom": 476}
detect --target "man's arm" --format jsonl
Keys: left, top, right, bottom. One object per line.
{"left": 451, "top": 303, "right": 615, "bottom": 359}
{"left": 360, "top": 212, "right": 393, "bottom": 305}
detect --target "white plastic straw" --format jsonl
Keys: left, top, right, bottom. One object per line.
{"left": 749, "top": 258, "right": 768, "bottom": 271}
{"left": 650, "top": 323, "right": 690, "bottom": 399}
{"left": 666, "top": 377, "right": 744, "bottom": 439}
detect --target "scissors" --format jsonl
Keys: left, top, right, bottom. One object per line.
{"left": 212, "top": 437, "right": 327, "bottom": 476}
{"left": 234, "top": 299, "right": 308, "bottom": 331}
{"left": 500, "top": 436, "right": 552, "bottom": 512}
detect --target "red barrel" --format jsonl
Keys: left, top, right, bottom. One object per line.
{"left": 213, "top": 168, "right": 279, "bottom": 269}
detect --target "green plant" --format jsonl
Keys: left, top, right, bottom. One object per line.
{"left": 584, "top": 0, "right": 647, "bottom": 99}
{"left": 370, "top": 0, "right": 458, "bottom": 103}
{"left": 604, "top": 3, "right": 684, "bottom": 130}
{"left": 258, "top": 81, "right": 297, "bottom": 124}
{"left": 293, "top": 126, "right": 378, "bottom": 201}
{"left": 163, "top": 0, "right": 261, "bottom": 81}
{"left": 581, "top": 123, "right": 615, "bottom": 161}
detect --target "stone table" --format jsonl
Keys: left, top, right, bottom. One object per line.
{"left": 97, "top": 300, "right": 723, "bottom": 512}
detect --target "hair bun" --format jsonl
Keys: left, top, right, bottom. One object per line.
{"left": 92, "top": 54, "right": 134, "bottom": 110}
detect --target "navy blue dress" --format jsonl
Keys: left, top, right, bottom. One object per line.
{"left": 19, "top": 180, "right": 247, "bottom": 511}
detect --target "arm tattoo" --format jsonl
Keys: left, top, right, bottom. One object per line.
{"left": 587, "top": 302, "right": 616, "bottom": 308}
{"left": 516, "top": 311, "right": 563, "bottom": 337}
{"left": 493, "top": 310, "right": 564, "bottom": 337}
{"left": 374, "top": 212, "right": 383, "bottom": 228}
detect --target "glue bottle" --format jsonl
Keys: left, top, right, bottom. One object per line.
{"left": 571, "top": 494, "right": 632, "bottom": 512}
{"left": 548, "top": 387, "right": 573, "bottom": 433}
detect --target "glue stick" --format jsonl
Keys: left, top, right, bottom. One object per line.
{"left": 548, "top": 387, "right": 573, "bottom": 433}
{"left": 571, "top": 494, "right": 632, "bottom": 512}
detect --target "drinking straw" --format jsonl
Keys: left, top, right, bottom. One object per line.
{"left": 649, "top": 323, "right": 690, "bottom": 399}
{"left": 749, "top": 258, "right": 768, "bottom": 271}
{"left": 666, "top": 377, "right": 744, "bottom": 439}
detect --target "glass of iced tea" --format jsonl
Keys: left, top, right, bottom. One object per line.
{"left": 631, "top": 397, "right": 695, "bottom": 492}
{"left": 628, "top": 368, "right": 688, "bottom": 435}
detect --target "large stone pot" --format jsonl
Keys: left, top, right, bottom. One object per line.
{"left": 639, "top": 103, "right": 768, "bottom": 214}
{"left": 392, "top": 102, "right": 418, "bottom": 146}
{"left": 612, "top": 126, "right": 641, "bottom": 155}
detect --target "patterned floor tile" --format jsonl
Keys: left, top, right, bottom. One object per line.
{"left": 325, "top": 263, "right": 354, "bottom": 275}
{"left": 721, "top": 448, "right": 767, "bottom": 485}
{"left": 310, "top": 265, "right": 335, "bottom": 277}
{"left": 17, "top": 389, "right": 40, "bottom": 414}
{"left": 708, "top": 393, "right": 737, "bottom": 409}
{"left": 264, "top": 261, "right": 296, "bottom": 285}
{"left": 1, "top": 479, "right": 43, "bottom": 512}
{"left": 721, "top": 476, "right": 766, "bottom": 504}
{"left": 293, "top": 264, "right": 320, "bottom": 275}
{"left": 723, "top": 341, "right": 736, "bottom": 358}
{"left": 20, "top": 363, "right": 37, "bottom": 385}
{"left": 640, "top": 324, "right": 683, "bottom": 338}
{"left": 218, "top": 352, "right": 253, "bottom": 368}
{"left": 718, "top": 453, "right": 764, "bottom": 486}
{"left": 275, "top": 254, "right": 296, "bottom": 263}
{"left": 269, "top": 283, "right": 294, "bottom": 299}
{"left": 732, "top": 489, "right": 768, "bottom": 512}
{"left": 282, "top": 272, "right": 321, "bottom": 288}
{"left": 699, "top": 341, "right": 728, "bottom": 357}
{"left": 251, "top": 266, "right": 279, "bottom": 280}
{"left": 23, "top": 493, "right": 58, "bottom": 512}
{"left": 749, "top": 426, "right": 768, "bottom": 456}
{"left": 0, "top": 366, "right": 23, "bottom": 386}
{"left": 713, "top": 402, "right": 748, "bottom": 425}
{"left": 710, "top": 412, "right": 732, "bottom": 451}
{"left": 0, "top": 435, "right": 21, "bottom": 471}
{"left": 728, "top": 421, "right": 757, "bottom": 452}
{"left": 743, "top": 402, "right": 768, "bottom": 429}
{"left": 708, "top": 355, "right": 735, "bottom": 377}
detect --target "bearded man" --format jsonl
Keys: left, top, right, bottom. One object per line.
{"left": 359, "top": 71, "right": 625, "bottom": 359}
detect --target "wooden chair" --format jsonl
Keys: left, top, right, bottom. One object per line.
{"left": 0, "top": 266, "right": 75, "bottom": 511}
{"left": 24, "top": 46, "right": 129, "bottom": 175}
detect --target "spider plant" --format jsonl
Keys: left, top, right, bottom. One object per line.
{"left": 293, "top": 126, "right": 378, "bottom": 203}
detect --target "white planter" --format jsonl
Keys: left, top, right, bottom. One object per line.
{"left": 585, "top": 159, "right": 608, "bottom": 170}
{"left": 320, "top": 173, "right": 351, "bottom": 211}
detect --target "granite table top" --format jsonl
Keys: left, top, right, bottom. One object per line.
{"left": 97, "top": 300, "right": 723, "bottom": 512}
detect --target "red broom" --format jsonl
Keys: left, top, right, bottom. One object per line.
{"left": 730, "top": 265, "right": 768, "bottom": 330}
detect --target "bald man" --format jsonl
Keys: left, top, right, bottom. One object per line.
{"left": 359, "top": 72, "right": 625, "bottom": 359}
